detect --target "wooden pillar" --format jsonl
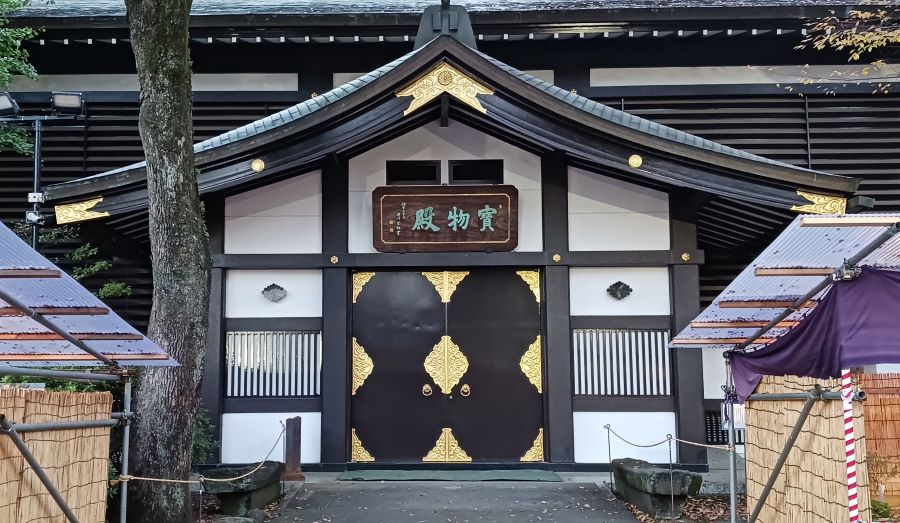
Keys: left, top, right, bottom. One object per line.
{"left": 542, "top": 151, "right": 574, "bottom": 462}
{"left": 200, "top": 196, "right": 225, "bottom": 462}
{"left": 670, "top": 192, "right": 707, "bottom": 465}
{"left": 320, "top": 155, "right": 350, "bottom": 464}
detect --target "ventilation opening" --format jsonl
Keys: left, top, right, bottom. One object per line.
{"left": 449, "top": 159, "right": 503, "bottom": 185}
{"left": 386, "top": 160, "right": 441, "bottom": 185}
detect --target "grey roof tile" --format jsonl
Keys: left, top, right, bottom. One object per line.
{"left": 13, "top": 0, "right": 854, "bottom": 18}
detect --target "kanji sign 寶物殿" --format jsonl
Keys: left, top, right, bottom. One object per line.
{"left": 372, "top": 185, "right": 518, "bottom": 252}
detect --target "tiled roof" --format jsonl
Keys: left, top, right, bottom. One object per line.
{"left": 12, "top": 0, "right": 852, "bottom": 18}
{"left": 62, "top": 35, "right": 833, "bottom": 187}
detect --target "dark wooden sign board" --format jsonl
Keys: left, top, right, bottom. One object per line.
{"left": 372, "top": 185, "right": 518, "bottom": 252}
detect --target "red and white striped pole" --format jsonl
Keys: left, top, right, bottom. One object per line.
{"left": 841, "top": 369, "right": 860, "bottom": 523}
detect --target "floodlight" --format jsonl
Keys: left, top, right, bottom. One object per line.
{"left": 51, "top": 92, "right": 83, "bottom": 115}
{"left": 0, "top": 92, "right": 20, "bottom": 116}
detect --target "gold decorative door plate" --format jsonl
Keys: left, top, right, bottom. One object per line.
{"left": 423, "top": 427, "right": 472, "bottom": 462}
{"left": 424, "top": 335, "right": 469, "bottom": 394}
{"left": 352, "top": 337, "right": 374, "bottom": 395}
{"left": 422, "top": 271, "right": 469, "bottom": 303}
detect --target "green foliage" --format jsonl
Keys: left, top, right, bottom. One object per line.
{"left": 71, "top": 259, "right": 112, "bottom": 281}
{"left": 192, "top": 410, "right": 219, "bottom": 465}
{"left": 797, "top": 1, "right": 899, "bottom": 93}
{"left": 98, "top": 281, "right": 132, "bottom": 299}
{"left": 0, "top": 0, "right": 38, "bottom": 153}
{"left": 872, "top": 499, "right": 891, "bottom": 519}
{"left": 0, "top": 371, "right": 118, "bottom": 393}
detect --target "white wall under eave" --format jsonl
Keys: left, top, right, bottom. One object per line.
{"left": 224, "top": 171, "right": 322, "bottom": 254}
{"left": 221, "top": 412, "right": 321, "bottom": 464}
{"left": 567, "top": 167, "right": 669, "bottom": 251}
{"left": 225, "top": 270, "right": 322, "bottom": 318}
{"left": 573, "top": 411, "right": 677, "bottom": 463}
{"left": 703, "top": 347, "right": 728, "bottom": 399}
{"left": 569, "top": 267, "right": 671, "bottom": 316}
{"left": 348, "top": 120, "right": 543, "bottom": 253}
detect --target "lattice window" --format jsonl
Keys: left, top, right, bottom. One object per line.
{"left": 572, "top": 328, "right": 671, "bottom": 396}
{"left": 225, "top": 331, "right": 322, "bottom": 397}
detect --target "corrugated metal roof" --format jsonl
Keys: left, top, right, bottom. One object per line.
{"left": 0, "top": 222, "right": 175, "bottom": 367}
{"left": 672, "top": 213, "right": 900, "bottom": 350}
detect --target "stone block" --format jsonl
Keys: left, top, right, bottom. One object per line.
{"left": 612, "top": 458, "right": 702, "bottom": 519}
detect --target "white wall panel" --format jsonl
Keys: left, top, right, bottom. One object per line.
{"left": 225, "top": 270, "right": 322, "bottom": 318}
{"left": 225, "top": 172, "right": 321, "bottom": 254}
{"left": 569, "top": 267, "right": 670, "bottom": 316}
{"left": 573, "top": 411, "right": 677, "bottom": 463}
{"left": 703, "top": 347, "right": 728, "bottom": 399}
{"left": 221, "top": 412, "right": 321, "bottom": 464}
{"left": 568, "top": 167, "right": 669, "bottom": 251}
{"left": 589, "top": 64, "right": 900, "bottom": 87}
{"left": 348, "top": 120, "right": 542, "bottom": 253}
{"left": 12, "top": 73, "right": 299, "bottom": 92}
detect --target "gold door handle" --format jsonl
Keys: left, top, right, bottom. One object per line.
{"left": 460, "top": 384, "right": 471, "bottom": 397}
{"left": 422, "top": 384, "right": 433, "bottom": 396}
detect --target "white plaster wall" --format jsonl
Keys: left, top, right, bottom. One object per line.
{"left": 569, "top": 267, "right": 671, "bottom": 316}
{"left": 568, "top": 167, "right": 669, "bottom": 251}
{"left": 703, "top": 347, "right": 728, "bottom": 399}
{"left": 11, "top": 73, "right": 299, "bottom": 92}
{"left": 221, "top": 412, "right": 321, "bottom": 464}
{"left": 225, "top": 270, "right": 322, "bottom": 318}
{"left": 589, "top": 64, "right": 900, "bottom": 87}
{"left": 573, "top": 411, "right": 678, "bottom": 463}
{"left": 348, "top": 120, "right": 543, "bottom": 253}
{"left": 224, "top": 172, "right": 322, "bottom": 254}
{"left": 875, "top": 364, "right": 900, "bottom": 373}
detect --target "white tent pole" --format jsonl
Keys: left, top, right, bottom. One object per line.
{"left": 726, "top": 357, "right": 737, "bottom": 523}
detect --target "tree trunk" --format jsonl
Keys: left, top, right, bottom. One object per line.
{"left": 124, "top": 1, "right": 210, "bottom": 521}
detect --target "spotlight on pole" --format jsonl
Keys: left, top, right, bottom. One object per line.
{"left": 50, "top": 92, "right": 83, "bottom": 115}
{"left": 0, "top": 92, "right": 20, "bottom": 116}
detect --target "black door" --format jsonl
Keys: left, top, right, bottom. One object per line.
{"left": 350, "top": 269, "right": 544, "bottom": 463}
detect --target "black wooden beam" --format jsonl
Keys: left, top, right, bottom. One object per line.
{"left": 200, "top": 196, "right": 225, "bottom": 462}
{"left": 320, "top": 155, "right": 350, "bottom": 465}
{"left": 212, "top": 249, "right": 702, "bottom": 269}
{"left": 669, "top": 190, "right": 707, "bottom": 466}
{"left": 573, "top": 396, "right": 675, "bottom": 412}
{"left": 541, "top": 151, "right": 574, "bottom": 463}
{"left": 570, "top": 315, "right": 671, "bottom": 330}
{"left": 224, "top": 317, "right": 323, "bottom": 332}
{"left": 223, "top": 397, "right": 323, "bottom": 413}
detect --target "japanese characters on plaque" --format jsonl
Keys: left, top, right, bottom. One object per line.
{"left": 372, "top": 185, "right": 518, "bottom": 252}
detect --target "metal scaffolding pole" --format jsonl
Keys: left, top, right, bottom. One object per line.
{"left": 725, "top": 358, "right": 738, "bottom": 523}
{"left": 120, "top": 378, "right": 133, "bottom": 523}
{"left": 0, "top": 415, "right": 80, "bottom": 523}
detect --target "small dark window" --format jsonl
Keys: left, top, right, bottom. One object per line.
{"left": 448, "top": 159, "right": 503, "bottom": 185}
{"left": 386, "top": 160, "right": 440, "bottom": 185}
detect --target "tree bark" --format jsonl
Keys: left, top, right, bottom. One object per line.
{"left": 124, "top": 1, "right": 210, "bottom": 521}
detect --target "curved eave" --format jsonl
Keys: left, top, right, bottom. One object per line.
{"left": 43, "top": 36, "right": 859, "bottom": 209}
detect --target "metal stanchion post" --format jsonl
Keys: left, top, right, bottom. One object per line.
{"left": 120, "top": 378, "right": 132, "bottom": 523}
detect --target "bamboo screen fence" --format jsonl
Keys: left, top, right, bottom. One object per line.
{"left": 860, "top": 373, "right": 900, "bottom": 498}
{"left": 0, "top": 388, "right": 113, "bottom": 523}
{"left": 745, "top": 375, "right": 871, "bottom": 523}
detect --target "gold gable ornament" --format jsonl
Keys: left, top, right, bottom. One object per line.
{"left": 54, "top": 197, "right": 110, "bottom": 225}
{"left": 790, "top": 190, "right": 847, "bottom": 215}
{"left": 397, "top": 62, "right": 494, "bottom": 116}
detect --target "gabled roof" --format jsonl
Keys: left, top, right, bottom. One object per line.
{"left": 0, "top": 222, "right": 175, "bottom": 367}
{"left": 43, "top": 35, "right": 859, "bottom": 215}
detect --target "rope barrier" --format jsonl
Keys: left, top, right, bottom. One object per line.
{"left": 603, "top": 424, "right": 735, "bottom": 452}
{"left": 118, "top": 424, "right": 286, "bottom": 486}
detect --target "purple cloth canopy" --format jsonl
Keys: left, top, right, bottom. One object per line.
{"left": 730, "top": 267, "right": 900, "bottom": 402}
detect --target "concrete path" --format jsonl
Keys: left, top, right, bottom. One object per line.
{"left": 271, "top": 480, "right": 637, "bottom": 523}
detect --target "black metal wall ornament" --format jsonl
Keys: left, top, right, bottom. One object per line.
{"left": 607, "top": 281, "right": 632, "bottom": 300}
{"left": 262, "top": 283, "right": 287, "bottom": 302}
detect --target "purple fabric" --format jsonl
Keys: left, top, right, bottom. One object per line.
{"left": 730, "top": 267, "right": 900, "bottom": 402}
